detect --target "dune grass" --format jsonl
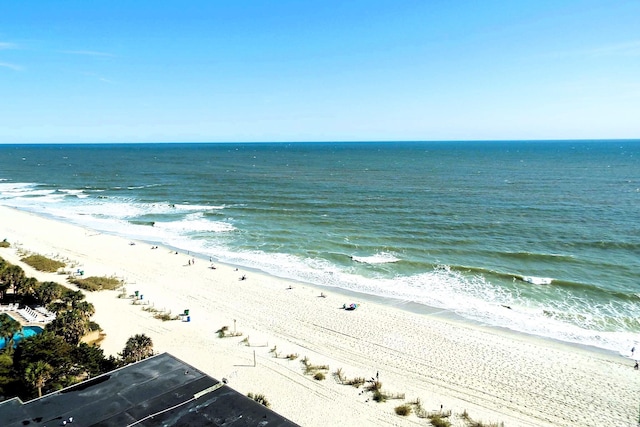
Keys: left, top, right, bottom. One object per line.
{"left": 21, "top": 254, "right": 66, "bottom": 272}
{"left": 68, "top": 275, "right": 122, "bottom": 291}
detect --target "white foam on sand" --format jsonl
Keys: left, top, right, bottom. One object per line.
{"left": 1, "top": 204, "right": 638, "bottom": 427}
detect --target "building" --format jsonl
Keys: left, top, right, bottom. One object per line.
{"left": 0, "top": 352, "right": 299, "bottom": 426}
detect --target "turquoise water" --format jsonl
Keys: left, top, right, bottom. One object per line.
{"left": 0, "top": 140, "right": 639, "bottom": 352}
{"left": 0, "top": 325, "right": 43, "bottom": 349}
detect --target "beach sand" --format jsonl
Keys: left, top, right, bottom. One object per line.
{"left": 1, "top": 205, "right": 638, "bottom": 426}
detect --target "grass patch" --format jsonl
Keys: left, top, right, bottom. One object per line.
{"left": 68, "top": 275, "right": 122, "bottom": 291}
{"left": 21, "top": 254, "right": 66, "bottom": 272}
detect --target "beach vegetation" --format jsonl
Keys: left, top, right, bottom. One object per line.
{"left": 334, "top": 367, "right": 346, "bottom": 383}
{"left": 365, "top": 379, "right": 382, "bottom": 392}
{"left": 428, "top": 415, "right": 451, "bottom": 427}
{"left": 68, "top": 275, "right": 122, "bottom": 292}
{"left": 154, "top": 311, "right": 178, "bottom": 321}
{"left": 0, "top": 263, "right": 26, "bottom": 300}
{"left": 286, "top": 353, "right": 298, "bottom": 360}
{"left": 395, "top": 404, "right": 412, "bottom": 416}
{"left": 0, "top": 239, "right": 10, "bottom": 248}
{"left": 301, "top": 356, "right": 329, "bottom": 376}
{"left": 372, "top": 389, "right": 387, "bottom": 402}
{"left": 217, "top": 326, "right": 229, "bottom": 338}
{"left": 458, "top": 409, "right": 505, "bottom": 426}
{"left": 345, "top": 376, "right": 366, "bottom": 388}
{"left": 247, "top": 392, "right": 271, "bottom": 408}
{"left": 21, "top": 254, "right": 65, "bottom": 272}
{"left": 120, "top": 333, "right": 154, "bottom": 364}
{"left": 313, "top": 372, "right": 325, "bottom": 380}
{"left": 411, "top": 398, "right": 428, "bottom": 418}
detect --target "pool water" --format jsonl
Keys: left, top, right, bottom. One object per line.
{"left": 0, "top": 326, "right": 43, "bottom": 349}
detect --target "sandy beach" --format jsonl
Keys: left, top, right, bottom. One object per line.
{"left": 1, "top": 204, "right": 639, "bottom": 426}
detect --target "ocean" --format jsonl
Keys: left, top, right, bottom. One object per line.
{"left": 1, "top": 140, "right": 639, "bottom": 353}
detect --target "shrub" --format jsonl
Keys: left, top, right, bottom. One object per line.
{"left": 395, "top": 404, "right": 412, "bottom": 416}
{"left": 21, "top": 254, "right": 65, "bottom": 272}
{"left": 372, "top": 390, "right": 387, "bottom": 402}
{"left": 334, "top": 368, "right": 346, "bottom": 383}
{"left": 286, "top": 353, "right": 298, "bottom": 360}
{"left": 216, "top": 326, "right": 229, "bottom": 338}
{"left": 313, "top": 372, "right": 325, "bottom": 381}
{"left": 365, "top": 380, "right": 382, "bottom": 392}
{"left": 0, "top": 239, "right": 9, "bottom": 248}
{"left": 247, "top": 392, "right": 271, "bottom": 408}
{"left": 429, "top": 415, "right": 451, "bottom": 427}
{"left": 346, "top": 377, "right": 365, "bottom": 388}
{"left": 68, "top": 276, "right": 122, "bottom": 291}
{"left": 154, "top": 312, "right": 178, "bottom": 321}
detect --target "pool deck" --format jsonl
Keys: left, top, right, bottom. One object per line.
{"left": 0, "top": 304, "right": 54, "bottom": 327}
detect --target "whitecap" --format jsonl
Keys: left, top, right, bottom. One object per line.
{"left": 351, "top": 252, "right": 400, "bottom": 264}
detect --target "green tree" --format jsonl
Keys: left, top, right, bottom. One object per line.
{"left": 0, "top": 313, "right": 22, "bottom": 353}
{"left": 0, "top": 264, "right": 26, "bottom": 300}
{"left": 46, "top": 310, "right": 91, "bottom": 346}
{"left": 0, "top": 352, "right": 21, "bottom": 398}
{"left": 15, "top": 276, "right": 38, "bottom": 299}
{"left": 25, "top": 360, "right": 54, "bottom": 397}
{"left": 33, "top": 281, "right": 65, "bottom": 306}
{"left": 14, "top": 333, "right": 74, "bottom": 395}
{"left": 120, "top": 334, "right": 154, "bottom": 364}
{"left": 72, "top": 343, "right": 117, "bottom": 377}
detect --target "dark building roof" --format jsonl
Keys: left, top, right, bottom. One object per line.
{"left": 0, "top": 352, "right": 299, "bottom": 427}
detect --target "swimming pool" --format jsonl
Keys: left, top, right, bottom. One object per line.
{"left": 0, "top": 325, "right": 43, "bottom": 349}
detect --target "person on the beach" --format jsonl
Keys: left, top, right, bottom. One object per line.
{"left": 634, "top": 361, "right": 638, "bottom": 370}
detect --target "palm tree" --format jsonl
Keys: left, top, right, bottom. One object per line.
{"left": 0, "top": 264, "right": 26, "bottom": 300}
{"left": 33, "top": 281, "right": 64, "bottom": 306}
{"left": 46, "top": 309, "right": 91, "bottom": 346}
{"left": 0, "top": 313, "right": 22, "bottom": 352}
{"left": 121, "top": 334, "right": 154, "bottom": 364}
{"left": 15, "top": 276, "right": 38, "bottom": 300}
{"left": 25, "top": 360, "right": 53, "bottom": 397}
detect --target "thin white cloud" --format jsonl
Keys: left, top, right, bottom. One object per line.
{"left": 0, "top": 62, "right": 22, "bottom": 71}
{"left": 585, "top": 40, "right": 640, "bottom": 57}
{"left": 59, "top": 50, "right": 115, "bottom": 57}
{"left": 0, "top": 42, "right": 18, "bottom": 50}
{"left": 546, "top": 40, "right": 640, "bottom": 59}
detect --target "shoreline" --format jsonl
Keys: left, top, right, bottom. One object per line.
{"left": 1, "top": 204, "right": 638, "bottom": 426}
{"left": 6, "top": 205, "right": 623, "bottom": 361}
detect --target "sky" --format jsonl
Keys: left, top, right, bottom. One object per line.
{"left": 1, "top": 0, "right": 639, "bottom": 143}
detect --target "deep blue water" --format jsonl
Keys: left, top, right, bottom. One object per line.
{"left": 1, "top": 140, "right": 639, "bottom": 352}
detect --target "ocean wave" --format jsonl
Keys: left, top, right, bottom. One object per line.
{"left": 351, "top": 252, "right": 400, "bottom": 264}
{"left": 172, "top": 203, "right": 225, "bottom": 211}
{"left": 520, "top": 276, "right": 553, "bottom": 285}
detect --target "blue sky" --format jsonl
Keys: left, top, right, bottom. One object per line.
{"left": 1, "top": 1, "right": 638, "bottom": 143}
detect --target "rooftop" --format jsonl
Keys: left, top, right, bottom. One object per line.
{"left": 0, "top": 352, "right": 299, "bottom": 427}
